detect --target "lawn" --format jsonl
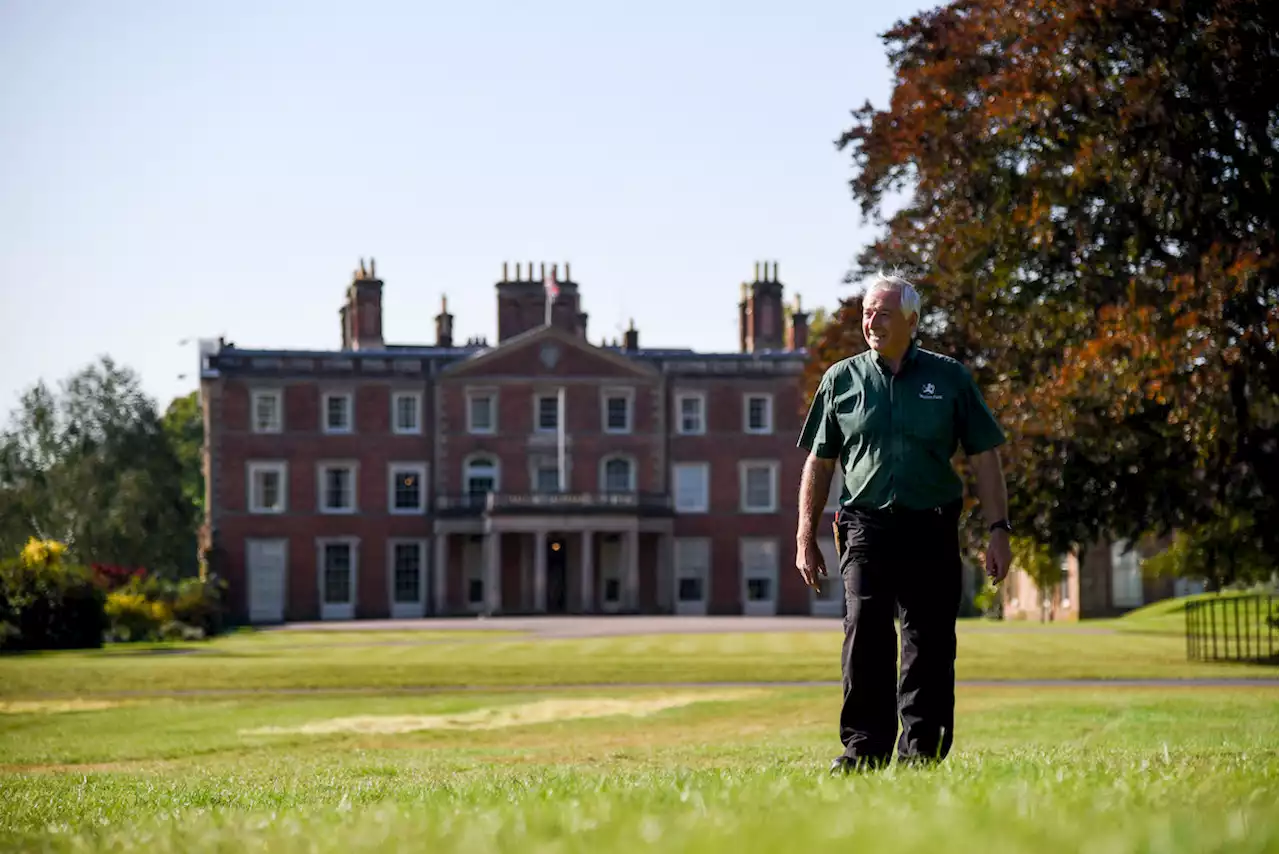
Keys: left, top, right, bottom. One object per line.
{"left": 0, "top": 621, "right": 1274, "bottom": 698}
{"left": 0, "top": 625, "right": 1275, "bottom": 852}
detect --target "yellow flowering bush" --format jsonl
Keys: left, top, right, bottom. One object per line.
{"left": 1, "top": 540, "right": 106, "bottom": 651}
{"left": 104, "top": 589, "right": 174, "bottom": 642}
{"left": 20, "top": 538, "right": 68, "bottom": 568}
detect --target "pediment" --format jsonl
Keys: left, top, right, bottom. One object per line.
{"left": 441, "top": 325, "right": 657, "bottom": 380}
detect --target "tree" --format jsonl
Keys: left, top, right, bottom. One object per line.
{"left": 160, "top": 391, "right": 204, "bottom": 576}
{"left": 834, "top": 0, "right": 1278, "bottom": 586}
{"left": 0, "top": 357, "right": 197, "bottom": 575}
{"left": 800, "top": 295, "right": 868, "bottom": 408}
{"left": 162, "top": 392, "right": 204, "bottom": 519}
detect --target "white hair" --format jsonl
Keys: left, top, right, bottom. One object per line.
{"left": 866, "top": 273, "right": 922, "bottom": 324}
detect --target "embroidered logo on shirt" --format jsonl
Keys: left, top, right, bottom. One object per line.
{"left": 919, "top": 382, "right": 944, "bottom": 400}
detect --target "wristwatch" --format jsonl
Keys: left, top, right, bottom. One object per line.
{"left": 989, "top": 519, "right": 1012, "bottom": 534}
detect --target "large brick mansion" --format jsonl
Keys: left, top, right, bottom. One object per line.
{"left": 199, "top": 259, "right": 845, "bottom": 623}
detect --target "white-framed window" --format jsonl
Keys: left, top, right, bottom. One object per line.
{"left": 811, "top": 537, "right": 844, "bottom": 615}
{"left": 675, "top": 391, "right": 706, "bottom": 435}
{"left": 672, "top": 462, "right": 709, "bottom": 513}
{"left": 534, "top": 464, "right": 560, "bottom": 494}
{"left": 388, "top": 462, "right": 428, "bottom": 514}
{"left": 601, "top": 387, "right": 634, "bottom": 434}
{"left": 739, "top": 460, "right": 779, "bottom": 513}
{"left": 466, "top": 388, "right": 496, "bottom": 435}
{"left": 322, "top": 391, "right": 354, "bottom": 434}
{"left": 464, "top": 455, "right": 500, "bottom": 496}
{"left": 247, "top": 461, "right": 287, "bottom": 514}
{"left": 600, "top": 455, "right": 635, "bottom": 493}
{"left": 744, "top": 393, "right": 774, "bottom": 434}
{"left": 316, "top": 537, "right": 358, "bottom": 620}
{"left": 251, "top": 389, "right": 283, "bottom": 434}
{"left": 317, "top": 461, "right": 358, "bottom": 513}
{"left": 534, "top": 392, "right": 560, "bottom": 432}
{"left": 388, "top": 538, "right": 428, "bottom": 617}
{"left": 1059, "top": 555, "right": 1072, "bottom": 610}
{"left": 1110, "top": 540, "right": 1144, "bottom": 609}
{"left": 674, "top": 537, "right": 710, "bottom": 616}
{"left": 740, "top": 537, "right": 779, "bottom": 616}
{"left": 391, "top": 391, "right": 422, "bottom": 435}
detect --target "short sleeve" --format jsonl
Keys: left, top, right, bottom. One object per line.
{"left": 956, "top": 366, "right": 1006, "bottom": 456}
{"left": 796, "top": 370, "right": 842, "bottom": 459}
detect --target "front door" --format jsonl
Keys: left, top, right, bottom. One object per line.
{"left": 546, "top": 534, "right": 568, "bottom": 614}
{"left": 246, "top": 538, "right": 287, "bottom": 624}
{"left": 599, "top": 536, "right": 623, "bottom": 613}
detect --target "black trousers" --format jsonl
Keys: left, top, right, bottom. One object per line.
{"left": 836, "top": 499, "right": 964, "bottom": 767}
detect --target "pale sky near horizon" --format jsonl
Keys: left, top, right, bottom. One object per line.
{"left": 0, "top": 0, "right": 928, "bottom": 423}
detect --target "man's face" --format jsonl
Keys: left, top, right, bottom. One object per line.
{"left": 861, "top": 287, "right": 916, "bottom": 356}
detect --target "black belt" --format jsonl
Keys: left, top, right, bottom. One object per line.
{"left": 839, "top": 502, "right": 946, "bottom": 521}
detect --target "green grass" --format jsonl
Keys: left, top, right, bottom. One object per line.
{"left": 0, "top": 625, "right": 1275, "bottom": 852}
{"left": 0, "top": 623, "right": 1273, "bottom": 699}
{"left": 1117, "top": 591, "right": 1279, "bottom": 638}
{"left": 0, "top": 685, "right": 1275, "bottom": 852}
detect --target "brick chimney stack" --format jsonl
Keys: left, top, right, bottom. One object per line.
{"left": 622, "top": 318, "right": 639, "bottom": 352}
{"left": 743, "top": 260, "right": 785, "bottom": 353}
{"left": 786, "top": 293, "right": 810, "bottom": 351}
{"left": 343, "top": 257, "right": 385, "bottom": 351}
{"left": 435, "top": 294, "right": 454, "bottom": 347}
{"left": 495, "top": 261, "right": 588, "bottom": 342}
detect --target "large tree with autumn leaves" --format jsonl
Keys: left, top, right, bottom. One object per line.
{"left": 810, "top": 0, "right": 1277, "bottom": 587}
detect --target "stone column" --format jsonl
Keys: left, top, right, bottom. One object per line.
{"left": 433, "top": 534, "right": 448, "bottom": 615}
{"left": 484, "top": 531, "right": 502, "bottom": 615}
{"left": 534, "top": 530, "right": 548, "bottom": 613}
{"left": 624, "top": 528, "right": 640, "bottom": 612}
{"left": 580, "top": 529, "right": 594, "bottom": 613}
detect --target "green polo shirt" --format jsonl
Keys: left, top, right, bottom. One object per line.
{"left": 797, "top": 341, "right": 1005, "bottom": 511}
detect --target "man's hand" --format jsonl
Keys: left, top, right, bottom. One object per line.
{"left": 986, "top": 528, "right": 1012, "bottom": 583}
{"left": 796, "top": 537, "right": 828, "bottom": 593}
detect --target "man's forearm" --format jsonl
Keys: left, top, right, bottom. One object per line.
{"left": 797, "top": 454, "right": 836, "bottom": 543}
{"left": 972, "top": 449, "right": 1008, "bottom": 525}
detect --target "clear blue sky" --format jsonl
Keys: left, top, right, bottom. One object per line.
{"left": 0, "top": 0, "right": 926, "bottom": 419}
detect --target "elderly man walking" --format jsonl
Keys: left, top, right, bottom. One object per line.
{"left": 795, "top": 274, "right": 1012, "bottom": 774}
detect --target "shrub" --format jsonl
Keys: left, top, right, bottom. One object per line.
{"left": 103, "top": 573, "right": 227, "bottom": 642}
{"left": 973, "top": 580, "right": 1003, "bottom": 620}
{"left": 0, "top": 539, "right": 107, "bottom": 651}
{"left": 170, "top": 575, "right": 227, "bottom": 638}
{"left": 90, "top": 563, "right": 147, "bottom": 592}
{"left": 103, "top": 588, "right": 172, "bottom": 642}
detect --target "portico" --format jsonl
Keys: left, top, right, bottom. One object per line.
{"left": 432, "top": 493, "right": 675, "bottom": 615}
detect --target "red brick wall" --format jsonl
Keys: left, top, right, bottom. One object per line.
{"left": 667, "top": 373, "right": 806, "bottom": 614}
{"left": 438, "top": 378, "right": 663, "bottom": 495}
{"left": 208, "top": 357, "right": 813, "bottom": 620}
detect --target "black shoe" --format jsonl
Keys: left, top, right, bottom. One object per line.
{"left": 829, "top": 755, "right": 889, "bottom": 775}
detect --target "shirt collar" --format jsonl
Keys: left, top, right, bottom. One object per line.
{"left": 873, "top": 339, "right": 919, "bottom": 375}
